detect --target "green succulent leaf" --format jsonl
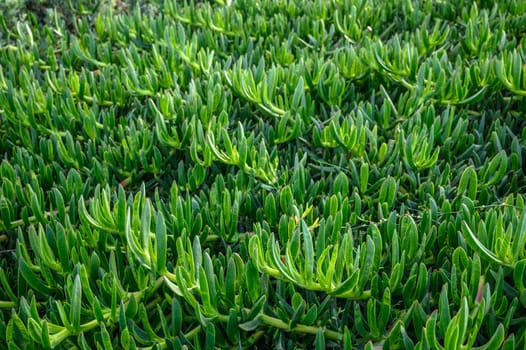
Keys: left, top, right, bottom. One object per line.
{"left": 0, "top": 1, "right": 525, "bottom": 349}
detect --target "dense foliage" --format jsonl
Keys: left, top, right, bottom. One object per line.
{"left": 1, "top": 0, "right": 526, "bottom": 348}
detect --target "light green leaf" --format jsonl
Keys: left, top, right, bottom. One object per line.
{"left": 70, "top": 274, "right": 82, "bottom": 333}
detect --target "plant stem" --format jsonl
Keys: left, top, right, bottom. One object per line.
{"left": 185, "top": 324, "right": 202, "bottom": 340}
{"left": 79, "top": 311, "right": 112, "bottom": 333}
{"left": 334, "top": 289, "right": 372, "bottom": 300}
{"left": 246, "top": 330, "right": 265, "bottom": 347}
{"left": 49, "top": 327, "right": 72, "bottom": 348}
{"left": 258, "top": 312, "right": 342, "bottom": 341}
{"left": 0, "top": 300, "right": 16, "bottom": 309}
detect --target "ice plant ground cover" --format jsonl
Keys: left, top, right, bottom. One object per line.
{"left": 0, "top": 0, "right": 526, "bottom": 348}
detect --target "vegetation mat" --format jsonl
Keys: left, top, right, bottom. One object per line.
{"left": 1, "top": 0, "right": 526, "bottom": 348}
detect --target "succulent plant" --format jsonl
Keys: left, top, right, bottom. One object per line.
{"left": 0, "top": 0, "right": 525, "bottom": 349}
